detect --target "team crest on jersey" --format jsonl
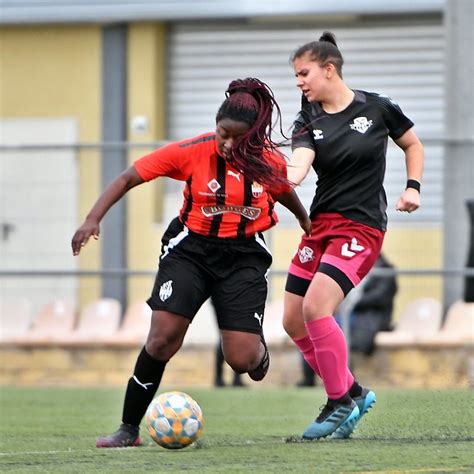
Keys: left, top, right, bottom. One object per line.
{"left": 159, "top": 280, "right": 173, "bottom": 302}
{"left": 298, "top": 246, "right": 314, "bottom": 264}
{"left": 251, "top": 182, "right": 263, "bottom": 198}
{"left": 207, "top": 178, "right": 221, "bottom": 193}
{"left": 350, "top": 116, "right": 373, "bottom": 134}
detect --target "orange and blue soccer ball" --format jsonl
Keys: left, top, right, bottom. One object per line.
{"left": 145, "top": 391, "right": 204, "bottom": 449}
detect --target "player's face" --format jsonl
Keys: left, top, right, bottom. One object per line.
{"left": 293, "top": 53, "right": 329, "bottom": 103}
{"left": 215, "top": 118, "right": 251, "bottom": 160}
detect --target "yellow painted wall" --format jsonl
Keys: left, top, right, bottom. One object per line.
{"left": 0, "top": 25, "right": 102, "bottom": 305}
{"left": 269, "top": 224, "right": 442, "bottom": 322}
{"left": 383, "top": 225, "right": 443, "bottom": 321}
{"left": 127, "top": 23, "right": 168, "bottom": 303}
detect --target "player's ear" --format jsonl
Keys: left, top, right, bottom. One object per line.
{"left": 325, "top": 63, "right": 336, "bottom": 79}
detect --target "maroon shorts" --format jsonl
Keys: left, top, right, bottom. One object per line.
{"left": 286, "top": 213, "right": 385, "bottom": 296}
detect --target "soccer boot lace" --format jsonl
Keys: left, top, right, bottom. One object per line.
{"left": 248, "top": 334, "right": 270, "bottom": 381}
{"left": 332, "top": 388, "right": 376, "bottom": 439}
{"left": 302, "top": 399, "right": 359, "bottom": 440}
{"left": 96, "top": 423, "right": 141, "bottom": 448}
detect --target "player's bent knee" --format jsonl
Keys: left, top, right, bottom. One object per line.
{"left": 282, "top": 315, "right": 296, "bottom": 337}
{"left": 282, "top": 312, "right": 305, "bottom": 339}
{"left": 145, "top": 334, "right": 183, "bottom": 360}
{"left": 225, "top": 353, "right": 259, "bottom": 374}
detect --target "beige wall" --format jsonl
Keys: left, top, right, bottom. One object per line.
{"left": 0, "top": 25, "right": 102, "bottom": 305}
{"left": 0, "top": 23, "right": 170, "bottom": 309}
{"left": 384, "top": 225, "right": 443, "bottom": 321}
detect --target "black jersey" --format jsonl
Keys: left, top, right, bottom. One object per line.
{"left": 292, "top": 90, "right": 414, "bottom": 231}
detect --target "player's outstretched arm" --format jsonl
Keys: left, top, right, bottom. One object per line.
{"left": 71, "top": 166, "right": 145, "bottom": 255}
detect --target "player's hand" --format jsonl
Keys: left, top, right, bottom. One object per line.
{"left": 299, "top": 216, "right": 312, "bottom": 236}
{"left": 396, "top": 188, "right": 420, "bottom": 213}
{"left": 71, "top": 219, "right": 100, "bottom": 256}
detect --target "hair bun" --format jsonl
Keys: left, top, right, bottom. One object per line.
{"left": 319, "top": 31, "right": 338, "bottom": 47}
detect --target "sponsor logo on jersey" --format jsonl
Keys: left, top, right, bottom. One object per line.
{"left": 341, "top": 238, "right": 365, "bottom": 257}
{"left": 227, "top": 170, "right": 241, "bottom": 181}
{"left": 251, "top": 182, "right": 263, "bottom": 198}
{"left": 313, "top": 129, "right": 324, "bottom": 140}
{"left": 298, "top": 246, "right": 314, "bottom": 264}
{"left": 207, "top": 178, "right": 221, "bottom": 193}
{"left": 159, "top": 280, "right": 173, "bottom": 301}
{"left": 350, "top": 117, "right": 373, "bottom": 134}
{"left": 201, "top": 204, "right": 261, "bottom": 220}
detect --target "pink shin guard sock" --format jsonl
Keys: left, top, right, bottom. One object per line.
{"left": 292, "top": 335, "right": 321, "bottom": 377}
{"left": 293, "top": 334, "right": 355, "bottom": 392}
{"left": 305, "top": 316, "right": 352, "bottom": 400}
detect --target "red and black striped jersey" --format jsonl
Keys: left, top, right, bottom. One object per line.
{"left": 134, "top": 132, "right": 290, "bottom": 238}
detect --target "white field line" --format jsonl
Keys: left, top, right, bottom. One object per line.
{"left": 0, "top": 446, "right": 154, "bottom": 456}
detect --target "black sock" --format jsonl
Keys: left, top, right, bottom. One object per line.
{"left": 328, "top": 393, "right": 352, "bottom": 406}
{"left": 121, "top": 346, "right": 168, "bottom": 427}
{"left": 214, "top": 343, "right": 225, "bottom": 384}
{"left": 348, "top": 380, "right": 363, "bottom": 398}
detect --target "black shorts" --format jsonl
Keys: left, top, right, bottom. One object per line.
{"left": 147, "top": 217, "right": 273, "bottom": 334}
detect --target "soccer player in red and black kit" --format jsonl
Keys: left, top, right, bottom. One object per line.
{"left": 282, "top": 32, "right": 424, "bottom": 440}
{"left": 71, "top": 77, "right": 311, "bottom": 448}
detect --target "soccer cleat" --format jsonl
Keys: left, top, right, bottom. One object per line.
{"left": 248, "top": 335, "right": 270, "bottom": 381}
{"left": 302, "top": 399, "right": 359, "bottom": 440}
{"left": 332, "top": 388, "right": 376, "bottom": 439}
{"left": 96, "top": 423, "right": 141, "bottom": 448}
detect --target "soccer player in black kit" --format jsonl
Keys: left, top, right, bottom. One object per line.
{"left": 72, "top": 78, "right": 311, "bottom": 448}
{"left": 282, "top": 32, "right": 424, "bottom": 440}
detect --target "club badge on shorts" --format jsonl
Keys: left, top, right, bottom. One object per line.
{"left": 159, "top": 280, "right": 173, "bottom": 301}
{"left": 298, "top": 246, "right": 314, "bottom": 264}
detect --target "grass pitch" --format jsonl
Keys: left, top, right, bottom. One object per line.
{"left": 0, "top": 386, "right": 473, "bottom": 473}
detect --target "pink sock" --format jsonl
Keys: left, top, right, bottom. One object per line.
{"left": 293, "top": 335, "right": 321, "bottom": 377}
{"left": 293, "top": 334, "right": 354, "bottom": 390}
{"left": 305, "top": 316, "right": 351, "bottom": 399}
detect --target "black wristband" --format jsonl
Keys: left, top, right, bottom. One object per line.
{"left": 406, "top": 179, "right": 421, "bottom": 192}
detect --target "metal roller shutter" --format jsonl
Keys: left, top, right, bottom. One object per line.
{"left": 167, "top": 20, "right": 444, "bottom": 225}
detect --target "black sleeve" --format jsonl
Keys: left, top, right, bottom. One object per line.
{"left": 376, "top": 94, "right": 414, "bottom": 140}
{"left": 291, "top": 110, "right": 315, "bottom": 151}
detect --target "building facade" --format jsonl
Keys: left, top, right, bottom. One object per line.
{"left": 0, "top": 1, "right": 454, "bottom": 321}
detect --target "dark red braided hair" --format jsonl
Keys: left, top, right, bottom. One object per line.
{"left": 215, "top": 78, "right": 290, "bottom": 189}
